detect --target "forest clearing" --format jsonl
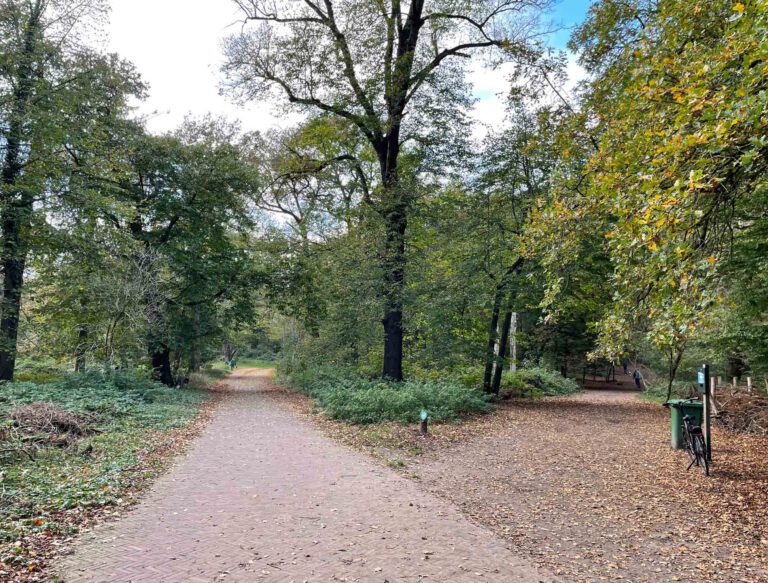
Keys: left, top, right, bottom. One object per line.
{"left": 2, "top": 0, "right": 768, "bottom": 581}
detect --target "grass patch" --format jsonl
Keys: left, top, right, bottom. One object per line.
{"left": 13, "top": 359, "right": 68, "bottom": 384}
{"left": 203, "top": 361, "right": 230, "bottom": 375}
{"left": 0, "top": 369, "right": 208, "bottom": 555}
{"left": 238, "top": 358, "right": 275, "bottom": 369}
{"left": 287, "top": 366, "right": 493, "bottom": 425}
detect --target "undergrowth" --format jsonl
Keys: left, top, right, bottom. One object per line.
{"left": 0, "top": 369, "right": 208, "bottom": 555}
{"left": 456, "top": 365, "right": 580, "bottom": 397}
{"left": 287, "top": 366, "right": 493, "bottom": 424}
{"left": 639, "top": 380, "right": 699, "bottom": 404}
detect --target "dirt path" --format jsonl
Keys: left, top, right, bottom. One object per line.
{"left": 56, "top": 369, "right": 552, "bottom": 583}
{"left": 410, "top": 390, "right": 768, "bottom": 582}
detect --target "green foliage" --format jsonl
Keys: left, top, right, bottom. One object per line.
{"left": 13, "top": 359, "right": 67, "bottom": 384}
{"left": 288, "top": 366, "right": 493, "bottom": 425}
{"left": 639, "top": 380, "right": 697, "bottom": 404}
{"left": 0, "top": 369, "right": 205, "bottom": 427}
{"left": 237, "top": 358, "right": 275, "bottom": 369}
{"left": 508, "top": 367, "right": 581, "bottom": 397}
{"left": 0, "top": 370, "right": 207, "bottom": 543}
{"left": 529, "top": 0, "right": 768, "bottom": 364}
{"left": 456, "top": 365, "right": 580, "bottom": 397}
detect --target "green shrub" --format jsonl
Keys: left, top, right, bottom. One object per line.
{"left": 0, "top": 369, "right": 207, "bottom": 429}
{"left": 448, "top": 364, "right": 580, "bottom": 397}
{"left": 288, "top": 366, "right": 492, "bottom": 424}
{"left": 454, "top": 366, "right": 485, "bottom": 389}
{"left": 639, "top": 380, "right": 696, "bottom": 403}
{"left": 13, "top": 359, "right": 67, "bottom": 384}
{"left": 511, "top": 367, "right": 580, "bottom": 396}
{"left": 486, "top": 366, "right": 582, "bottom": 397}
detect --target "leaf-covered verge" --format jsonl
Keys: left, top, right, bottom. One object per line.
{"left": 265, "top": 385, "right": 768, "bottom": 582}
{"left": 285, "top": 366, "right": 494, "bottom": 425}
{"left": 0, "top": 369, "right": 217, "bottom": 581}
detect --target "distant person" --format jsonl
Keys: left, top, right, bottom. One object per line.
{"left": 622, "top": 358, "right": 629, "bottom": 375}
{"left": 229, "top": 357, "right": 237, "bottom": 371}
{"left": 632, "top": 369, "right": 643, "bottom": 389}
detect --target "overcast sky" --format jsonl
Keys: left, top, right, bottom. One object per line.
{"left": 107, "top": 0, "right": 591, "bottom": 136}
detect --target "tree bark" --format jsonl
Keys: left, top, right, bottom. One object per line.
{"left": 665, "top": 346, "right": 684, "bottom": 400}
{"left": 381, "top": 203, "right": 407, "bottom": 381}
{"left": 75, "top": 325, "right": 88, "bottom": 372}
{"left": 491, "top": 304, "right": 514, "bottom": 395}
{"left": 378, "top": 136, "right": 407, "bottom": 381}
{"left": 483, "top": 259, "right": 525, "bottom": 393}
{"left": 0, "top": 219, "right": 27, "bottom": 380}
{"left": 0, "top": 7, "right": 41, "bottom": 381}
{"left": 483, "top": 286, "right": 504, "bottom": 392}
{"left": 151, "top": 345, "right": 174, "bottom": 386}
{"left": 189, "top": 304, "right": 201, "bottom": 372}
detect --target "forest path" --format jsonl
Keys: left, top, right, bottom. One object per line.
{"left": 57, "top": 368, "right": 551, "bottom": 583}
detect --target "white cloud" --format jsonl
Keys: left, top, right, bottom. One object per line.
{"left": 107, "top": 0, "right": 287, "bottom": 135}
{"left": 466, "top": 61, "right": 516, "bottom": 140}
{"left": 466, "top": 53, "right": 588, "bottom": 140}
{"left": 106, "top": 1, "right": 588, "bottom": 140}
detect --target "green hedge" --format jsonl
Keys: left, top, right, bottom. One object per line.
{"left": 509, "top": 367, "right": 581, "bottom": 396}
{"left": 454, "top": 365, "right": 580, "bottom": 397}
{"left": 288, "top": 366, "right": 493, "bottom": 424}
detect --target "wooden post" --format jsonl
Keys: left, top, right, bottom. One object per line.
{"left": 747, "top": 377, "right": 753, "bottom": 392}
{"left": 732, "top": 376, "right": 738, "bottom": 389}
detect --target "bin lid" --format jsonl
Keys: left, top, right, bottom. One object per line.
{"left": 667, "top": 399, "right": 703, "bottom": 408}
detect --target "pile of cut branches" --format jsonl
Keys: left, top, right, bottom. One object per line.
{"left": 714, "top": 389, "right": 768, "bottom": 435}
{"left": 1, "top": 402, "right": 94, "bottom": 461}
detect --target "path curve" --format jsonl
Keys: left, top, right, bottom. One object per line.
{"left": 57, "top": 368, "right": 552, "bottom": 582}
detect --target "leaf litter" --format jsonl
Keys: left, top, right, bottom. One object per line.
{"left": 267, "top": 387, "right": 768, "bottom": 582}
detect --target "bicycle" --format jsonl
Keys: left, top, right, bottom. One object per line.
{"left": 666, "top": 400, "right": 709, "bottom": 476}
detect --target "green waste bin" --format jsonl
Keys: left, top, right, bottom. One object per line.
{"left": 667, "top": 399, "right": 703, "bottom": 449}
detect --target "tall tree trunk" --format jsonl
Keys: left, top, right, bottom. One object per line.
{"left": 491, "top": 304, "right": 514, "bottom": 395}
{"left": 483, "top": 284, "right": 504, "bottom": 392}
{"left": 0, "top": 8, "right": 40, "bottom": 382}
{"left": 75, "top": 325, "right": 88, "bottom": 372}
{"left": 0, "top": 216, "right": 28, "bottom": 380}
{"left": 151, "top": 345, "right": 174, "bottom": 386}
{"left": 381, "top": 205, "right": 406, "bottom": 381}
{"left": 665, "top": 345, "right": 685, "bottom": 400}
{"left": 379, "top": 139, "right": 407, "bottom": 381}
{"left": 189, "top": 304, "right": 201, "bottom": 372}
{"left": 0, "top": 2, "right": 45, "bottom": 381}
{"left": 483, "top": 259, "right": 525, "bottom": 393}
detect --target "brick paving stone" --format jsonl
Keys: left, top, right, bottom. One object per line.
{"left": 57, "top": 369, "right": 553, "bottom": 583}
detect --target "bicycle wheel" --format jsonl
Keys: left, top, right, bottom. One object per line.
{"left": 683, "top": 428, "right": 696, "bottom": 464}
{"left": 692, "top": 433, "right": 709, "bottom": 476}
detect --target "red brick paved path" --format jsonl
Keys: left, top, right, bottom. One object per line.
{"left": 57, "top": 369, "right": 551, "bottom": 582}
